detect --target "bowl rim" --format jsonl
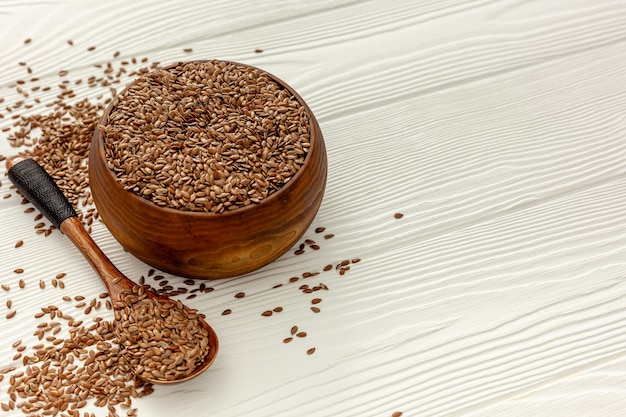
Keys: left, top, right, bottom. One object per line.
{"left": 92, "top": 59, "right": 323, "bottom": 219}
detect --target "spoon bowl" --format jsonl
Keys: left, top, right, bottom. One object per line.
{"left": 6, "top": 157, "right": 218, "bottom": 384}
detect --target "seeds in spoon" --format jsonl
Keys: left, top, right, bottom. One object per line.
{"left": 114, "top": 285, "right": 210, "bottom": 382}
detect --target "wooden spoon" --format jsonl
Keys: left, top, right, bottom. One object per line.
{"left": 6, "top": 157, "right": 219, "bottom": 384}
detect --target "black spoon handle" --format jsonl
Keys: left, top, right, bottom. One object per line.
{"left": 7, "top": 158, "right": 77, "bottom": 230}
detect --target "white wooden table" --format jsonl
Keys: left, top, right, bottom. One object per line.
{"left": 1, "top": 0, "right": 625, "bottom": 416}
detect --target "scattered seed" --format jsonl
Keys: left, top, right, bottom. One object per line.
{"left": 324, "top": 234, "right": 334, "bottom": 239}
{"left": 392, "top": 412, "right": 403, "bottom": 417}
{"left": 24, "top": 38, "right": 31, "bottom": 44}
{"left": 2, "top": 285, "right": 9, "bottom": 291}
{"left": 183, "top": 48, "right": 193, "bottom": 53}
{"left": 311, "top": 298, "right": 322, "bottom": 305}
{"left": 6, "top": 311, "right": 16, "bottom": 319}
{"left": 306, "top": 347, "right": 316, "bottom": 355}
{"left": 13, "top": 268, "right": 24, "bottom": 274}
{"left": 235, "top": 292, "right": 245, "bottom": 299}
{"left": 296, "top": 332, "right": 307, "bottom": 338}
{"left": 394, "top": 212, "right": 404, "bottom": 219}
{"left": 261, "top": 310, "right": 273, "bottom": 317}
{"left": 14, "top": 240, "right": 24, "bottom": 248}
{"left": 273, "top": 306, "right": 283, "bottom": 313}
{"left": 283, "top": 337, "right": 293, "bottom": 343}
{"left": 39, "top": 280, "right": 45, "bottom": 289}
{"left": 290, "top": 326, "right": 298, "bottom": 335}
{"left": 221, "top": 309, "right": 232, "bottom": 316}
{"left": 310, "top": 307, "right": 320, "bottom": 313}
{"left": 254, "top": 49, "right": 263, "bottom": 53}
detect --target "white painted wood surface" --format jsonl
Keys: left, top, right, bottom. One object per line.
{"left": 0, "top": 0, "right": 625, "bottom": 415}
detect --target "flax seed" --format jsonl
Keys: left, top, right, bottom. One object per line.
{"left": 221, "top": 309, "right": 232, "bottom": 315}
{"left": 102, "top": 60, "right": 310, "bottom": 214}
{"left": 14, "top": 240, "right": 24, "bottom": 248}
{"left": 13, "top": 268, "right": 24, "bottom": 274}
{"left": 6, "top": 311, "right": 16, "bottom": 319}
{"left": 394, "top": 212, "right": 404, "bottom": 219}
{"left": 261, "top": 310, "right": 273, "bottom": 317}
{"left": 306, "top": 347, "right": 316, "bottom": 355}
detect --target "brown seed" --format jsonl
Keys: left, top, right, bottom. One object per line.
{"left": 310, "top": 244, "right": 320, "bottom": 250}
{"left": 67, "top": 39, "right": 74, "bottom": 45}
{"left": 13, "top": 268, "right": 24, "bottom": 274}
{"left": 290, "top": 326, "right": 298, "bottom": 335}
{"left": 87, "top": 46, "right": 96, "bottom": 51}
{"left": 283, "top": 337, "right": 293, "bottom": 343}
{"left": 315, "top": 227, "right": 326, "bottom": 233}
{"left": 272, "top": 306, "right": 283, "bottom": 313}
{"left": 306, "top": 347, "right": 316, "bottom": 355}
{"left": 323, "top": 264, "right": 333, "bottom": 271}
{"left": 234, "top": 292, "right": 245, "bottom": 299}
{"left": 394, "top": 212, "right": 404, "bottom": 219}
{"left": 324, "top": 233, "right": 334, "bottom": 239}
{"left": 296, "top": 332, "right": 307, "bottom": 338}
{"left": 39, "top": 280, "right": 45, "bottom": 289}
{"left": 310, "top": 307, "right": 320, "bottom": 313}
{"left": 56, "top": 273, "right": 67, "bottom": 279}
{"left": 6, "top": 311, "right": 16, "bottom": 319}
{"left": 392, "top": 412, "right": 403, "bottom": 417}
{"left": 183, "top": 48, "right": 193, "bottom": 53}
{"left": 221, "top": 309, "right": 232, "bottom": 315}
{"left": 311, "top": 298, "right": 322, "bottom": 305}
{"left": 14, "top": 240, "right": 24, "bottom": 248}
{"left": 1, "top": 284, "right": 9, "bottom": 291}
{"left": 24, "top": 38, "right": 31, "bottom": 44}
{"left": 261, "top": 310, "right": 273, "bottom": 317}
{"left": 6, "top": 300, "right": 12, "bottom": 309}
{"left": 254, "top": 49, "right": 264, "bottom": 53}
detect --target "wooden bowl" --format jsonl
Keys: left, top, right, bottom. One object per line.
{"left": 89, "top": 61, "right": 326, "bottom": 279}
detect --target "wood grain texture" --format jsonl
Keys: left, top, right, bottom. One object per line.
{"left": 0, "top": 0, "right": 625, "bottom": 415}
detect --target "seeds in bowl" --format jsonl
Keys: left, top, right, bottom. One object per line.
{"left": 101, "top": 60, "right": 311, "bottom": 213}
{"left": 113, "top": 285, "right": 210, "bottom": 382}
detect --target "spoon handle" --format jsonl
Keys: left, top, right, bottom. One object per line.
{"left": 6, "top": 158, "right": 131, "bottom": 300}
{"left": 7, "top": 158, "right": 77, "bottom": 229}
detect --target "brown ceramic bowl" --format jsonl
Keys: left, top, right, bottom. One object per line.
{"left": 89, "top": 61, "right": 326, "bottom": 279}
